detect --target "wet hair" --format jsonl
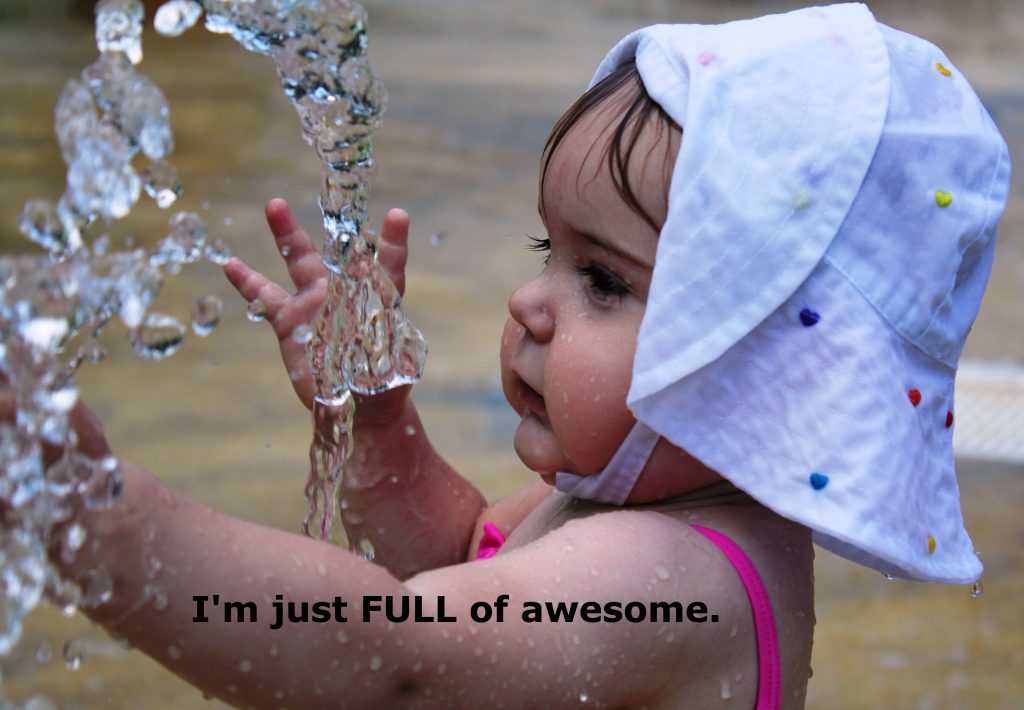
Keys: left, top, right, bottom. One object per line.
{"left": 539, "top": 60, "right": 682, "bottom": 233}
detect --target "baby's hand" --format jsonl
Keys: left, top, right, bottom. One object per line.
{"left": 224, "top": 198, "right": 411, "bottom": 413}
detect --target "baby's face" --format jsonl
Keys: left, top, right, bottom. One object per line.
{"left": 500, "top": 89, "right": 675, "bottom": 484}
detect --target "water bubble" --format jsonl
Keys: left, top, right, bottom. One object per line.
{"left": 154, "top": 0, "right": 204, "bottom": 37}
{"left": 291, "top": 323, "right": 314, "bottom": 343}
{"left": 130, "top": 312, "right": 186, "bottom": 360}
{"left": 191, "top": 295, "right": 223, "bottom": 336}
{"left": 246, "top": 299, "right": 267, "bottom": 322}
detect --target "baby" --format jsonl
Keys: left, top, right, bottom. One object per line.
{"left": 24, "top": 4, "right": 1009, "bottom": 708}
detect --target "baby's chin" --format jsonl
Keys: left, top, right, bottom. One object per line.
{"left": 513, "top": 411, "right": 570, "bottom": 477}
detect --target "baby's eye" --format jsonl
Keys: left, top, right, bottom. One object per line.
{"left": 576, "top": 263, "right": 629, "bottom": 302}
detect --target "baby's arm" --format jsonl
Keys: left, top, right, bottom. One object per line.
{"left": 224, "top": 200, "right": 487, "bottom": 577}
{"left": 56, "top": 454, "right": 730, "bottom": 708}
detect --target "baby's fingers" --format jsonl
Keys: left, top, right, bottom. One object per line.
{"left": 265, "top": 198, "right": 327, "bottom": 293}
{"left": 223, "top": 257, "right": 290, "bottom": 325}
{"left": 377, "top": 208, "right": 409, "bottom": 297}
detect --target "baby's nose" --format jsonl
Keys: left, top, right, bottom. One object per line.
{"left": 508, "top": 277, "right": 554, "bottom": 343}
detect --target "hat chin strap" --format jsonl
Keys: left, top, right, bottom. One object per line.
{"left": 553, "top": 421, "right": 660, "bottom": 505}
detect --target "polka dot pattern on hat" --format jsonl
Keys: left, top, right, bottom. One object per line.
{"left": 908, "top": 389, "right": 922, "bottom": 406}
{"left": 936, "top": 62, "right": 952, "bottom": 77}
{"left": 799, "top": 308, "right": 820, "bottom": 327}
{"left": 935, "top": 190, "right": 954, "bottom": 207}
{"left": 809, "top": 472, "right": 829, "bottom": 490}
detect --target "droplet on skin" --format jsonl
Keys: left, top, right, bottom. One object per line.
{"left": 167, "top": 645, "right": 181, "bottom": 659}
{"left": 720, "top": 678, "right": 732, "bottom": 699}
{"left": 239, "top": 659, "right": 253, "bottom": 673}
{"left": 654, "top": 564, "right": 670, "bottom": 581}
{"left": 280, "top": 245, "right": 291, "bottom": 257}
{"left": 370, "top": 656, "right": 382, "bottom": 670}
{"left": 291, "top": 323, "right": 314, "bottom": 343}
{"left": 246, "top": 299, "right": 267, "bottom": 322}
{"left": 404, "top": 425, "right": 416, "bottom": 436}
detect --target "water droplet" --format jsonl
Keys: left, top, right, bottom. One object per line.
{"left": 204, "top": 238, "right": 231, "bottom": 265}
{"left": 167, "top": 645, "right": 181, "bottom": 659}
{"left": 239, "top": 659, "right": 253, "bottom": 673}
{"left": 35, "top": 639, "right": 53, "bottom": 664}
{"left": 404, "top": 425, "right": 417, "bottom": 436}
{"left": 356, "top": 538, "right": 375, "bottom": 562}
{"left": 654, "top": 564, "right": 670, "bottom": 581}
{"left": 130, "top": 312, "right": 186, "bottom": 361}
{"left": 141, "top": 159, "right": 182, "bottom": 208}
{"left": 246, "top": 299, "right": 267, "bottom": 322}
{"left": 429, "top": 231, "right": 446, "bottom": 246}
{"left": 223, "top": 216, "right": 234, "bottom": 226}
{"left": 191, "top": 294, "right": 223, "bottom": 336}
{"left": 280, "top": 245, "right": 291, "bottom": 257}
{"left": 291, "top": 323, "right": 314, "bottom": 343}
{"left": 334, "top": 630, "right": 348, "bottom": 644}
{"left": 720, "top": 678, "right": 732, "bottom": 699}
{"left": 370, "top": 655, "right": 382, "bottom": 671}
{"left": 970, "top": 581, "right": 984, "bottom": 599}
{"left": 579, "top": 692, "right": 590, "bottom": 703}
{"left": 154, "top": 0, "right": 204, "bottom": 37}
{"left": 62, "top": 640, "right": 84, "bottom": 670}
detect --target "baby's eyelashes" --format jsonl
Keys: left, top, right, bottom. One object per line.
{"left": 525, "top": 234, "right": 551, "bottom": 264}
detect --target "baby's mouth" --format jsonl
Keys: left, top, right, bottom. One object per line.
{"left": 517, "top": 379, "right": 547, "bottom": 421}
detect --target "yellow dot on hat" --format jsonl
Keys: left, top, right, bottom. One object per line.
{"left": 927, "top": 535, "right": 937, "bottom": 554}
{"left": 936, "top": 62, "right": 952, "bottom": 77}
{"left": 935, "top": 191, "right": 954, "bottom": 208}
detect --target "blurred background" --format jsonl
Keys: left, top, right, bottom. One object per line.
{"left": 0, "top": 0, "right": 1021, "bottom": 707}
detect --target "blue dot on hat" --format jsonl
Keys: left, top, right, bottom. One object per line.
{"left": 799, "top": 308, "right": 820, "bottom": 327}
{"left": 809, "top": 472, "right": 829, "bottom": 490}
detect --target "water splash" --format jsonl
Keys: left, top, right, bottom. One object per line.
{"left": 0, "top": 0, "right": 214, "bottom": 661}
{"left": 1, "top": 0, "right": 424, "bottom": 669}
{"left": 190, "top": 0, "right": 426, "bottom": 544}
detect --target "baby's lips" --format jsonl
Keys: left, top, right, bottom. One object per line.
{"left": 516, "top": 379, "right": 548, "bottom": 420}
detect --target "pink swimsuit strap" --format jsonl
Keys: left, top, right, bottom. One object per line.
{"left": 691, "top": 524, "right": 782, "bottom": 710}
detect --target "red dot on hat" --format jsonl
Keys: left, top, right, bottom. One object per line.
{"left": 908, "top": 389, "right": 922, "bottom": 406}
{"left": 946, "top": 410, "right": 954, "bottom": 428}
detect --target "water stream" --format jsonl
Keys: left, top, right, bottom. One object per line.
{"left": 0, "top": 0, "right": 423, "bottom": 672}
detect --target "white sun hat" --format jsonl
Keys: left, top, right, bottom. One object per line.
{"left": 580, "top": 3, "right": 1009, "bottom": 583}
